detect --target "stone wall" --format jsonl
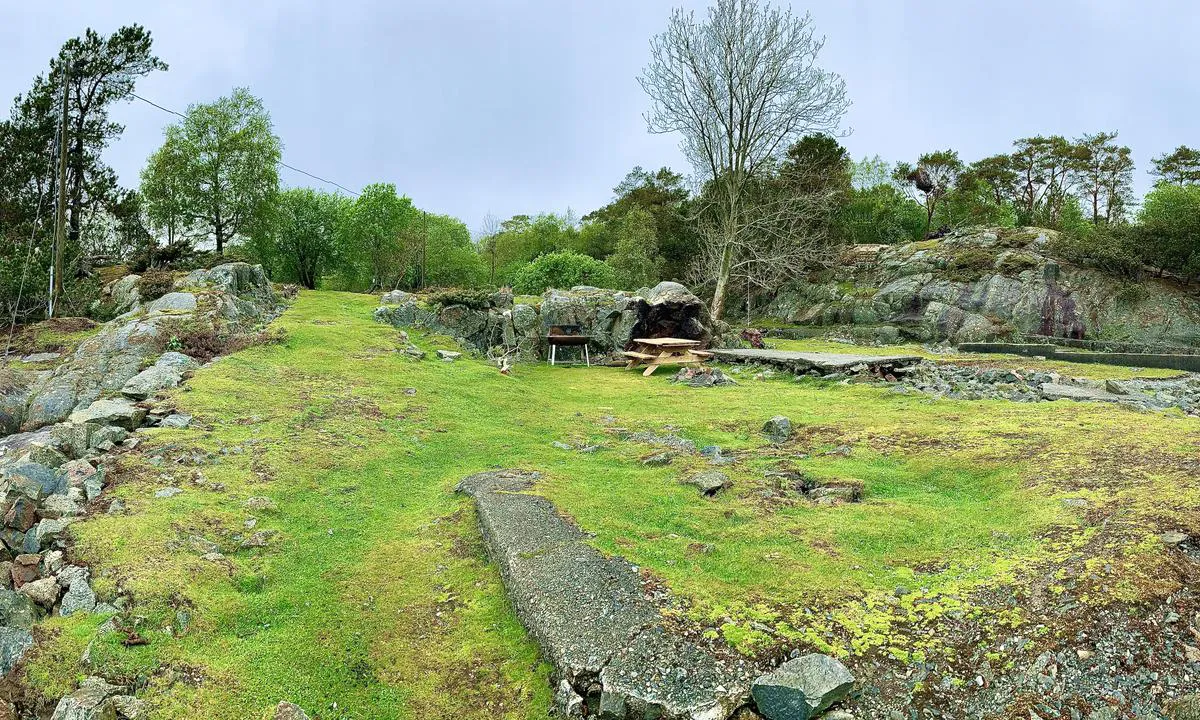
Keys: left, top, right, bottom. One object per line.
{"left": 374, "top": 282, "right": 720, "bottom": 359}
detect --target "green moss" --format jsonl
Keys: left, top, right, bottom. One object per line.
{"left": 24, "top": 291, "right": 1200, "bottom": 716}
{"left": 942, "top": 248, "right": 996, "bottom": 282}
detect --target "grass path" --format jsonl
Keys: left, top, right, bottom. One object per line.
{"left": 24, "top": 291, "right": 1200, "bottom": 718}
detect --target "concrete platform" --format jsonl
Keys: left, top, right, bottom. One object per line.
{"left": 710, "top": 348, "right": 921, "bottom": 374}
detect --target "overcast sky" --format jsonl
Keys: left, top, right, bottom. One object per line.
{"left": 2, "top": 1, "right": 1197, "bottom": 233}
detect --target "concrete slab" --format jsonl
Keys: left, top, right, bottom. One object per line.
{"left": 710, "top": 349, "right": 921, "bottom": 374}
{"left": 457, "top": 470, "right": 757, "bottom": 719}
{"left": 1039, "top": 383, "right": 1125, "bottom": 403}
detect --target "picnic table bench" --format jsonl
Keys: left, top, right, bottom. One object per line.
{"left": 622, "top": 337, "right": 710, "bottom": 376}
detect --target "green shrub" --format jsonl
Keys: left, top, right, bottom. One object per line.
{"left": 942, "top": 249, "right": 996, "bottom": 282}
{"left": 1046, "top": 227, "right": 1141, "bottom": 278}
{"left": 510, "top": 251, "right": 617, "bottom": 295}
{"left": 996, "top": 252, "right": 1041, "bottom": 276}
{"left": 425, "top": 288, "right": 494, "bottom": 310}
{"left": 138, "top": 269, "right": 176, "bottom": 302}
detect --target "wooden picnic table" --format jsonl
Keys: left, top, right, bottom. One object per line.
{"left": 621, "top": 337, "right": 713, "bottom": 376}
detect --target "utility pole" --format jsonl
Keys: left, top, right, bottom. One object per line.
{"left": 49, "top": 59, "right": 70, "bottom": 317}
{"left": 420, "top": 210, "right": 428, "bottom": 289}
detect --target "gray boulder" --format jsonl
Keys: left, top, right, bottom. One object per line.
{"left": 380, "top": 290, "right": 412, "bottom": 305}
{"left": 750, "top": 654, "right": 855, "bottom": 720}
{"left": 274, "top": 702, "right": 311, "bottom": 720}
{"left": 68, "top": 399, "right": 146, "bottom": 431}
{"left": 0, "top": 626, "right": 32, "bottom": 676}
{"left": 4, "top": 461, "right": 63, "bottom": 499}
{"left": 59, "top": 579, "right": 97, "bottom": 616}
{"left": 120, "top": 351, "right": 199, "bottom": 400}
{"left": 145, "top": 292, "right": 197, "bottom": 316}
{"left": 17, "top": 576, "right": 59, "bottom": 607}
{"left": 762, "top": 416, "right": 793, "bottom": 444}
{"left": 49, "top": 676, "right": 123, "bottom": 720}
{"left": 684, "top": 471, "right": 729, "bottom": 496}
{"left": 0, "top": 587, "right": 35, "bottom": 629}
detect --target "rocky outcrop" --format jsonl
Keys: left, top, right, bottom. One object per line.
{"left": 2, "top": 263, "right": 278, "bottom": 434}
{"left": 374, "top": 282, "right": 719, "bottom": 359}
{"left": 764, "top": 227, "right": 1200, "bottom": 346}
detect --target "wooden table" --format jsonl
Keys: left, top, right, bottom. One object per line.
{"left": 621, "top": 337, "right": 713, "bottom": 376}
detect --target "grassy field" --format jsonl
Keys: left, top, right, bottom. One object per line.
{"left": 23, "top": 291, "right": 1200, "bottom": 718}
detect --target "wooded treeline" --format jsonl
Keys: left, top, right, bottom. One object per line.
{"left": 2, "top": 11, "right": 1199, "bottom": 328}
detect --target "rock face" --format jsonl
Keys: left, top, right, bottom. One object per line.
{"left": 457, "top": 470, "right": 759, "bottom": 719}
{"left": 763, "top": 227, "right": 1200, "bottom": 346}
{"left": 2, "top": 263, "right": 277, "bottom": 434}
{"left": 374, "top": 282, "right": 720, "bottom": 359}
{"left": 750, "top": 654, "right": 855, "bottom": 720}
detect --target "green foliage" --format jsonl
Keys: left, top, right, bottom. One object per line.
{"left": 334, "top": 183, "right": 417, "bottom": 291}
{"left": 1045, "top": 224, "right": 1141, "bottom": 278}
{"left": 142, "top": 88, "right": 281, "bottom": 255}
{"left": 1138, "top": 183, "right": 1200, "bottom": 279}
{"left": 137, "top": 269, "right": 176, "bottom": 301}
{"left": 1151, "top": 145, "right": 1200, "bottom": 185}
{"left": 0, "top": 25, "right": 165, "bottom": 322}
{"left": 943, "top": 248, "right": 996, "bottom": 282}
{"left": 421, "top": 214, "right": 487, "bottom": 289}
{"left": 490, "top": 214, "right": 579, "bottom": 284}
{"left": 894, "top": 149, "right": 964, "bottom": 233}
{"left": 510, "top": 251, "right": 616, "bottom": 294}
{"left": 426, "top": 288, "right": 494, "bottom": 310}
{"left": 246, "top": 188, "right": 348, "bottom": 289}
{"left": 841, "top": 184, "right": 926, "bottom": 245}
{"left": 995, "top": 252, "right": 1040, "bottom": 277}
{"left": 606, "top": 208, "right": 663, "bottom": 289}
{"left": 582, "top": 166, "right": 698, "bottom": 280}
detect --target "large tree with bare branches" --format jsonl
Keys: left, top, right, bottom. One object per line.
{"left": 639, "top": 0, "right": 849, "bottom": 320}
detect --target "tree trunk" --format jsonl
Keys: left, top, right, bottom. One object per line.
{"left": 710, "top": 240, "right": 734, "bottom": 321}
{"left": 215, "top": 213, "right": 224, "bottom": 255}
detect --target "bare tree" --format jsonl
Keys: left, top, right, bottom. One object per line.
{"left": 639, "top": 0, "right": 849, "bottom": 320}
{"left": 477, "top": 211, "right": 501, "bottom": 284}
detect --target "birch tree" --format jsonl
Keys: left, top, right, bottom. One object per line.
{"left": 639, "top": 0, "right": 849, "bottom": 320}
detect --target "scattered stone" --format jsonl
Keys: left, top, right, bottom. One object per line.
{"left": 4, "top": 462, "right": 63, "bottom": 500}
{"left": 17, "top": 577, "right": 59, "bottom": 607}
{"left": 551, "top": 441, "right": 573, "bottom": 451}
{"left": 20, "top": 352, "right": 61, "bottom": 363}
{"left": 670, "top": 367, "right": 737, "bottom": 387}
{"left": 401, "top": 388, "right": 417, "bottom": 396}
{"left": 110, "top": 695, "right": 146, "bottom": 720}
{"left": 155, "top": 487, "right": 183, "bottom": 499}
{"left": 751, "top": 653, "right": 855, "bottom": 720}
{"left": 1039, "top": 383, "right": 1124, "bottom": 403}
{"left": 0, "top": 588, "right": 35, "bottom": 630}
{"left": 380, "top": 290, "right": 411, "bottom": 305}
{"left": 239, "top": 531, "right": 274, "bottom": 549}
{"left": 810, "top": 482, "right": 863, "bottom": 504}
{"left": 11, "top": 555, "right": 39, "bottom": 588}
{"left": 41, "top": 550, "right": 64, "bottom": 574}
{"left": 684, "top": 470, "right": 729, "bottom": 496}
{"left": 67, "top": 399, "right": 147, "bottom": 431}
{"left": 402, "top": 344, "right": 426, "bottom": 360}
{"left": 59, "top": 580, "right": 97, "bottom": 617}
{"left": 436, "top": 350, "right": 462, "bottom": 361}
{"left": 23, "top": 518, "right": 75, "bottom": 552}
{"left": 642, "top": 452, "right": 674, "bottom": 466}
{"left": 56, "top": 565, "right": 89, "bottom": 588}
{"left": 159, "top": 413, "right": 192, "bottom": 428}
{"left": 49, "top": 676, "right": 122, "bottom": 720}
{"left": 39, "top": 494, "right": 85, "bottom": 519}
{"left": 245, "top": 496, "right": 277, "bottom": 512}
{"left": 762, "top": 415, "right": 793, "bottom": 444}
{"left": 274, "top": 702, "right": 310, "bottom": 720}
{"left": 1160, "top": 530, "right": 1189, "bottom": 545}
{"left": 1061, "top": 498, "right": 1089, "bottom": 509}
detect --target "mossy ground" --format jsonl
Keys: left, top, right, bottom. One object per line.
{"left": 23, "top": 291, "right": 1200, "bottom": 718}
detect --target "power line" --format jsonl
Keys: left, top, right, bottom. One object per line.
{"left": 129, "top": 93, "right": 360, "bottom": 196}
